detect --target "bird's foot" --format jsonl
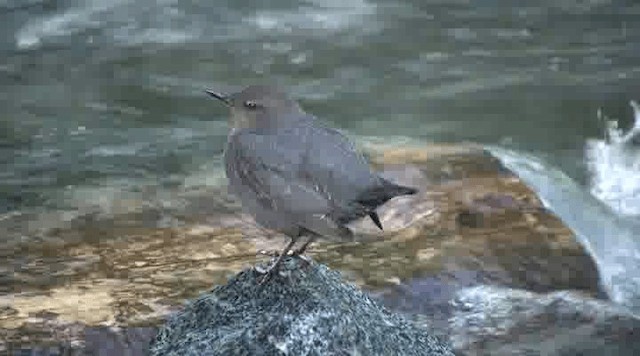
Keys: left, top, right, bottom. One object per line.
{"left": 257, "top": 249, "right": 295, "bottom": 257}
{"left": 291, "top": 236, "right": 316, "bottom": 258}
{"left": 292, "top": 252, "right": 312, "bottom": 263}
{"left": 258, "top": 269, "right": 274, "bottom": 285}
{"left": 289, "top": 249, "right": 313, "bottom": 269}
{"left": 254, "top": 253, "right": 290, "bottom": 285}
{"left": 255, "top": 238, "right": 298, "bottom": 285}
{"left": 255, "top": 261, "right": 283, "bottom": 285}
{"left": 254, "top": 264, "right": 269, "bottom": 274}
{"left": 257, "top": 249, "right": 278, "bottom": 257}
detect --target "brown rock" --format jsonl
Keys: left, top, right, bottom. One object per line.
{"left": 0, "top": 144, "right": 602, "bottom": 353}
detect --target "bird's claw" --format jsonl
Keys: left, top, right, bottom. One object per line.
{"left": 255, "top": 256, "right": 284, "bottom": 285}
{"left": 295, "top": 253, "right": 312, "bottom": 264}
{"left": 255, "top": 238, "right": 299, "bottom": 285}
{"left": 257, "top": 264, "right": 280, "bottom": 285}
{"left": 257, "top": 249, "right": 295, "bottom": 257}
{"left": 257, "top": 249, "right": 279, "bottom": 257}
{"left": 259, "top": 271, "right": 274, "bottom": 285}
{"left": 254, "top": 264, "right": 269, "bottom": 274}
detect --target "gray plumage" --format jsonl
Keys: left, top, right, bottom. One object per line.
{"left": 207, "top": 85, "right": 417, "bottom": 280}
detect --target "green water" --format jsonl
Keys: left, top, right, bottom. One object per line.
{"left": 0, "top": 0, "right": 639, "bottom": 242}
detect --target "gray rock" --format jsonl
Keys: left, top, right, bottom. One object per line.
{"left": 151, "top": 258, "right": 452, "bottom": 355}
{"left": 450, "top": 285, "right": 640, "bottom": 355}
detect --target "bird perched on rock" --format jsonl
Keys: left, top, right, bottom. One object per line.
{"left": 206, "top": 85, "right": 417, "bottom": 282}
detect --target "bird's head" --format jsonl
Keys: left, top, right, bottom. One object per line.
{"left": 206, "top": 85, "right": 304, "bottom": 129}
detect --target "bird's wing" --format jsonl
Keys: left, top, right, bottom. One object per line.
{"left": 226, "top": 127, "right": 354, "bottom": 238}
{"left": 302, "top": 124, "right": 380, "bottom": 202}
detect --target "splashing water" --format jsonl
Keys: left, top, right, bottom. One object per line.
{"left": 488, "top": 146, "right": 640, "bottom": 314}
{"left": 585, "top": 101, "right": 640, "bottom": 216}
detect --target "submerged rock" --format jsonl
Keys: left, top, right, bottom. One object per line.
{"left": 1, "top": 144, "right": 604, "bottom": 353}
{"left": 151, "top": 257, "right": 453, "bottom": 356}
{"left": 450, "top": 285, "right": 640, "bottom": 355}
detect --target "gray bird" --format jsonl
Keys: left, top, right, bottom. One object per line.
{"left": 206, "top": 85, "right": 417, "bottom": 281}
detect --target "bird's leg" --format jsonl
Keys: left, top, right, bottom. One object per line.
{"left": 257, "top": 249, "right": 280, "bottom": 257}
{"left": 256, "top": 238, "right": 297, "bottom": 284}
{"left": 293, "top": 235, "right": 317, "bottom": 256}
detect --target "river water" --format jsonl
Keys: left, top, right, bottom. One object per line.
{"left": 1, "top": 0, "right": 639, "bottom": 296}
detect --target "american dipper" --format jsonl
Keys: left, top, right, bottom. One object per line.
{"left": 206, "top": 85, "right": 417, "bottom": 282}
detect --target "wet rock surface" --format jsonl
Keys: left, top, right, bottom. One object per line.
{"left": 0, "top": 144, "right": 607, "bottom": 354}
{"left": 449, "top": 285, "right": 640, "bottom": 355}
{"left": 151, "top": 258, "right": 453, "bottom": 356}
{"left": 0, "top": 322, "right": 157, "bottom": 356}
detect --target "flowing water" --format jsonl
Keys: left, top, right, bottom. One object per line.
{"left": 1, "top": 0, "right": 640, "bottom": 313}
{"left": 490, "top": 144, "right": 640, "bottom": 313}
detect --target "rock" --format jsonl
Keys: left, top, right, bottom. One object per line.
{"left": 346, "top": 145, "right": 603, "bottom": 341}
{"left": 0, "top": 319, "right": 156, "bottom": 356}
{"left": 356, "top": 145, "right": 601, "bottom": 295}
{"left": 449, "top": 285, "right": 640, "bottom": 355}
{"left": 84, "top": 326, "right": 158, "bottom": 356}
{"left": 151, "top": 258, "right": 453, "bottom": 356}
{"left": 1, "top": 144, "right": 603, "bottom": 352}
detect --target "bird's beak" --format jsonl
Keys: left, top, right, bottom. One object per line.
{"left": 205, "top": 89, "right": 231, "bottom": 106}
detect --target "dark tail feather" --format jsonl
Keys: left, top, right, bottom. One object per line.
{"left": 356, "top": 179, "right": 418, "bottom": 209}
{"left": 357, "top": 180, "right": 418, "bottom": 230}
{"left": 352, "top": 178, "right": 418, "bottom": 230}
{"left": 380, "top": 178, "right": 418, "bottom": 197}
{"left": 369, "top": 212, "right": 383, "bottom": 230}
{"left": 386, "top": 182, "right": 418, "bottom": 197}
{"left": 356, "top": 180, "right": 418, "bottom": 230}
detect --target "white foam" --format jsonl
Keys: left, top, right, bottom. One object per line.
{"left": 15, "top": 0, "right": 375, "bottom": 50}
{"left": 15, "top": 0, "right": 122, "bottom": 49}
{"left": 246, "top": 0, "right": 376, "bottom": 34}
{"left": 16, "top": 7, "right": 99, "bottom": 48}
{"left": 488, "top": 146, "right": 640, "bottom": 313}
{"left": 585, "top": 101, "right": 640, "bottom": 216}
{"left": 419, "top": 72, "right": 535, "bottom": 99}
{"left": 111, "top": 27, "right": 198, "bottom": 46}
{"left": 14, "top": 0, "right": 201, "bottom": 49}
{"left": 85, "top": 144, "right": 144, "bottom": 157}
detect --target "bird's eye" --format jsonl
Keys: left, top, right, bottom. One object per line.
{"left": 244, "top": 101, "right": 259, "bottom": 109}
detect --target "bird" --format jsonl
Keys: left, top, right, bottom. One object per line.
{"left": 206, "top": 85, "right": 417, "bottom": 282}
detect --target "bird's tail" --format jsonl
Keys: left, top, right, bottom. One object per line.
{"left": 355, "top": 179, "right": 417, "bottom": 211}
{"left": 382, "top": 179, "right": 418, "bottom": 197}
{"left": 354, "top": 179, "right": 417, "bottom": 231}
